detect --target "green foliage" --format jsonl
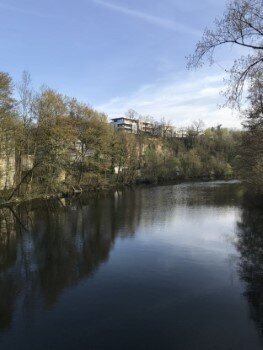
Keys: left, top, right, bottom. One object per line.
{"left": 0, "top": 71, "right": 242, "bottom": 201}
{"left": 140, "top": 127, "right": 237, "bottom": 183}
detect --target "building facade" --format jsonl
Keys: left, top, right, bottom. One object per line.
{"left": 111, "top": 117, "right": 139, "bottom": 134}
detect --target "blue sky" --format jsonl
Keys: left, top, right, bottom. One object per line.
{"left": 0, "top": 0, "right": 242, "bottom": 127}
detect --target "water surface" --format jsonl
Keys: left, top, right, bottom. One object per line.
{"left": 0, "top": 181, "right": 262, "bottom": 349}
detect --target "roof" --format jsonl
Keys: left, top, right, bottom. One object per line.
{"left": 111, "top": 117, "right": 138, "bottom": 122}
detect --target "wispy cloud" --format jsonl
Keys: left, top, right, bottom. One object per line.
{"left": 93, "top": 0, "right": 199, "bottom": 36}
{"left": 96, "top": 72, "right": 241, "bottom": 128}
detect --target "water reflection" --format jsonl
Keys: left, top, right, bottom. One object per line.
{"left": 0, "top": 181, "right": 263, "bottom": 350}
{"left": 236, "top": 200, "right": 263, "bottom": 336}
{"left": 0, "top": 192, "right": 142, "bottom": 329}
{"left": 0, "top": 182, "right": 242, "bottom": 332}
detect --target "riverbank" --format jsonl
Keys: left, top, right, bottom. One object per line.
{"left": 0, "top": 176, "right": 239, "bottom": 209}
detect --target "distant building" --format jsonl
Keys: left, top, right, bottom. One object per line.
{"left": 111, "top": 116, "right": 187, "bottom": 138}
{"left": 139, "top": 120, "right": 154, "bottom": 134}
{"left": 111, "top": 117, "right": 156, "bottom": 135}
{"left": 111, "top": 117, "right": 139, "bottom": 134}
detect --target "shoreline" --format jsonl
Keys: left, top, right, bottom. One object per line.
{"left": 0, "top": 177, "right": 239, "bottom": 209}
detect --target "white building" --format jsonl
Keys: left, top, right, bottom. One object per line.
{"left": 111, "top": 116, "right": 187, "bottom": 138}
{"left": 111, "top": 117, "right": 139, "bottom": 134}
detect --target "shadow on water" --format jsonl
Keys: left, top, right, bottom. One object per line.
{"left": 236, "top": 199, "right": 263, "bottom": 338}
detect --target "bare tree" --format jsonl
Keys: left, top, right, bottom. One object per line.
{"left": 188, "top": 0, "right": 263, "bottom": 108}
{"left": 125, "top": 109, "right": 139, "bottom": 120}
{"left": 192, "top": 119, "right": 205, "bottom": 135}
{"left": 17, "top": 71, "right": 34, "bottom": 127}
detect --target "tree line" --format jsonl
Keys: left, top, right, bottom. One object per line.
{"left": 0, "top": 70, "right": 241, "bottom": 203}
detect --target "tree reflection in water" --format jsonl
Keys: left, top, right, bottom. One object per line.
{"left": 0, "top": 182, "right": 249, "bottom": 335}
{"left": 0, "top": 191, "right": 143, "bottom": 330}
{"left": 236, "top": 200, "right": 263, "bottom": 336}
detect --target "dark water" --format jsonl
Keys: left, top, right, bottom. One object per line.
{"left": 0, "top": 181, "right": 263, "bottom": 349}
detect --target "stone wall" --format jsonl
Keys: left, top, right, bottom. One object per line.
{"left": 0, "top": 155, "right": 16, "bottom": 190}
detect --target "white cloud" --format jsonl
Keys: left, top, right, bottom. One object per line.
{"left": 92, "top": 0, "right": 200, "bottom": 36}
{"left": 96, "top": 72, "right": 242, "bottom": 128}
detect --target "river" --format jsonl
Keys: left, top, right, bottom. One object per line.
{"left": 0, "top": 181, "right": 262, "bottom": 349}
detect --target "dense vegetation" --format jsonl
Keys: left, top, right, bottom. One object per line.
{"left": 140, "top": 125, "right": 238, "bottom": 183}
{"left": 0, "top": 71, "right": 239, "bottom": 203}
